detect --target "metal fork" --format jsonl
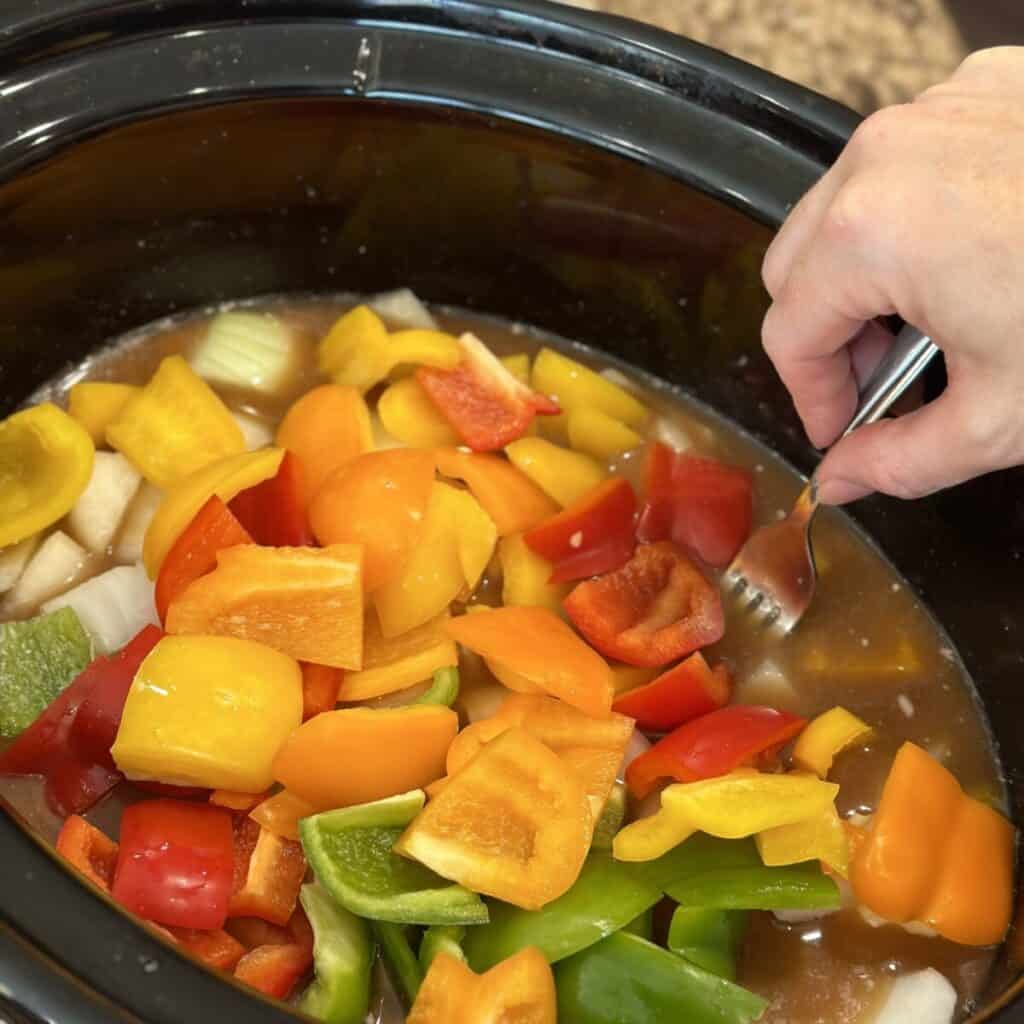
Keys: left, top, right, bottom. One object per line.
{"left": 723, "top": 325, "right": 939, "bottom": 633}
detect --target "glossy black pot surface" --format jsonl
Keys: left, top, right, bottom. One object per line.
{"left": 0, "top": 2, "right": 1019, "bottom": 1022}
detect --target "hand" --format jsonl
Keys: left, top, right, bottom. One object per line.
{"left": 760, "top": 47, "right": 1024, "bottom": 504}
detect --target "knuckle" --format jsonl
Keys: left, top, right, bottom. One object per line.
{"left": 821, "top": 180, "right": 876, "bottom": 245}
{"left": 846, "top": 105, "right": 911, "bottom": 158}
{"left": 870, "top": 454, "right": 926, "bottom": 501}
{"left": 761, "top": 243, "right": 786, "bottom": 299}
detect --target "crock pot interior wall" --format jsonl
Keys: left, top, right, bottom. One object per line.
{"left": 0, "top": 2, "right": 1019, "bottom": 1020}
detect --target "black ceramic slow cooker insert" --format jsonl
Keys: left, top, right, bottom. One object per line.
{"left": 0, "top": 2, "right": 1020, "bottom": 1021}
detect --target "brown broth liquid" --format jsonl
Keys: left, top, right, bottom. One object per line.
{"left": 6, "top": 295, "right": 1008, "bottom": 1023}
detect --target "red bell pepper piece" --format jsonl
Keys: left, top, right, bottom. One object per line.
{"left": 563, "top": 542, "right": 724, "bottom": 668}
{"left": 155, "top": 496, "right": 252, "bottom": 623}
{"left": 611, "top": 652, "right": 731, "bottom": 732}
{"left": 625, "top": 705, "right": 808, "bottom": 799}
{"left": 113, "top": 799, "right": 235, "bottom": 930}
{"left": 524, "top": 477, "right": 637, "bottom": 583}
{"left": 234, "top": 942, "right": 313, "bottom": 1000}
{"left": 229, "top": 817, "right": 307, "bottom": 926}
{"left": 637, "top": 444, "right": 753, "bottom": 568}
{"left": 300, "top": 661, "right": 343, "bottom": 721}
{"left": 166, "top": 927, "right": 247, "bottom": 971}
{"left": 55, "top": 814, "right": 119, "bottom": 890}
{"left": 0, "top": 626, "right": 162, "bottom": 816}
{"left": 229, "top": 450, "right": 315, "bottom": 548}
{"left": 417, "top": 333, "right": 559, "bottom": 451}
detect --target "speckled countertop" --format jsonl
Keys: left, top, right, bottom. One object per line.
{"left": 561, "top": 0, "right": 967, "bottom": 112}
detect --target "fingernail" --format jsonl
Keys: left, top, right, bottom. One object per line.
{"left": 816, "top": 478, "right": 873, "bottom": 505}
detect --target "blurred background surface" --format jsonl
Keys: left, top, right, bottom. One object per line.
{"left": 563, "top": 0, "right": 1024, "bottom": 112}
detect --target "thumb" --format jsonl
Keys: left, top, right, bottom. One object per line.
{"left": 815, "top": 390, "right": 987, "bottom": 504}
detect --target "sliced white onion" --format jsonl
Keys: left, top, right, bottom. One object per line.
{"left": 0, "top": 535, "right": 41, "bottom": 595}
{"left": 191, "top": 311, "right": 298, "bottom": 396}
{"left": 733, "top": 657, "right": 801, "bottom": 711}
{"left": 1, "top": 531, "right": 91, "bottom": 618}
{"left": 67, "top": 451, "right": 142, "bottom": 554}
{"left": 872, "top": 969, "right": 956, "bottom": 1024}
{"left": 114, "top": 483, "right": 164, "bottom": 565}
{"left": 232, "top": 411, "right": 275, "bottom": 450}
{"left": 617, "top": 729, "right": 652, "bottom": 784}
{"left": 369, "top": 288, "right": 438, "bottom": 330}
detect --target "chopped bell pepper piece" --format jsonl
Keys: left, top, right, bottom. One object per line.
{"left": 447, "top": 606, "right": 614, "bottom": 718}
{"left": 614, "top": 770, "right": 839, "bottom": 862}
{"left": 235, "top": 940, "right": 313, "bottom": 1000}
{"left": 107, "top": 355, "right": 244, "bottom": 488}
{"left": 0, "top": 402, "right": 95, "bottom": 547}
{"left": 625, "top": 704, "right": 807, "bottom": 799}
{"left": 395, "top": 727, "right": 591, "bottom": 910}
{"left": 164, "top": 927, "right": 247, "bottom": 972}
{"left": 611, "top": 652, "right": 730, "bottom": 733}
{"left": 609, "top": 663, "right": 659, "bottom": 695}
{"left": 274, "top": 705, "right": 458, "bottom": 809}
{"left": 567, "top": 407, "right": 643, "bottom": 460}
{"left": 531, "top": 348, "right": 647, "bottom": 426}
{"left": 275, "top": 384, "right": 374, "bottom": 505}
{"left": 211, "top": 789, "right": 265, "bottom": 812}
{"left": 792, "top": 706, "right": 874, "bottom": 777}
{"left": 498, "top": 533, "right": 571, "bottom": 612}
{"left": 309, "top": 449, "right": 436, "bottom": 592}
{"left": 500, "top": 353, "right": 531, "bottom": 384}
{"left": 374, "top": 482, "right": 495, "bottom": 638}
{"left": 341, "top": 611, "right": 457, "bottom": 701}
{"left": 505, "top": 437, "right": 606, "bottom": 507}
{"left": 757, "top": 801, "right": 850, "bottom": 878}
{"left": 0, "top": 606, "right": 93, "bottom": 738}
{"left": 420, "top": 925, "right": 466, "bottom": 971}
{"left": 142, "top": 446, "right": 284, "bottom": 577}
{"left": 301, "top": 661, "right": 343, "bottom": 720}
{"left": 851, "top": 741, "right": 1015, "bottom": 946}
{"left": 250, "top": 788, "right": 317, "bottom": 842}
{"left": 418, "top": 333, "right": 559, "bottom": 451}
{"left": 591, "top": 783, "right": 628, "bottom": 850}
{"left": 229, "top": 817, "right": 307, "bottom": 926}
{"left": 111, "top": 635, "right": 303, "bottom": 792}
{"left": 379, "top": 377, "right": 460, "bottom": 447}
{"left": 565, "top": 542, "right": 724, "bottom": 669}
{"left": 228, "top": 450, "right": 314, "bottom": 547}
{"left": 667, "top": 907, "right": 747, "bottom": 981}
{"left": 435, "top": 448, "right": 558, "bottom": 536}
{"left": 154, "top": 495, "right": 252, "bottom": 623}
{"left": 68, "top": 381, "right": 140, "bottom": 445}
{"left": 300, "top": 790, "right": 488, "bottom": 925}
{"left": 298, "top": 883, "right": 374, "bottom": 1024}
{"left": 165, "top": 543, "right": 363, "bottom": 670}
{"left": 56, "top": 814, "right": 119, "bottom": 890}
{"left": 113, "top": 799, "right": 235, "bottom": 930}
{"left": 409, "top": 947, "right": 556, "bottom": 1024}
{"left": 464, "top": 852, "right": 662, "bottom": 972}
{"left": 524, "top": 477, "right": 637, "bottom": 583}
{"left": 373, "top": 921, "right": 424, "bottom": 1006}
{"left": 665, "top": 862, "right": 841, "bottom": 912}
{"left": 417, "top": 666, "right": 460, "bottom": 707}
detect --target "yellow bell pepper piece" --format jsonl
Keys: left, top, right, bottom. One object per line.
{"left": 757, "top": 802, "right": 850, "bottom": 878}
{"left": 613, "top": 771, "right": 840, "bottom": 862}
{"left": 498, "top": 533, "right": 570, "bottom": 613}
{"left": 68, "top": 382, "right": 140, "bottom": 445}
{"left": 318, "top": 306, "right": 461, "bottom": 394}
{"left": 531, "top": 348, "right": 647, "bottom": 426}
{"left": 374, "top": 482, "right": 495, "bottom": 638}
{"left": 340, "top": 611, "right": 458, "bottom": 701}
{"left": 0, "top": 403, "right": 94, "bottom": 547}
{"left": 142, "top": 447, "right": 284, "bottom": 577}
{"left": 610, "top": 663, "right": 659, "bottom": 696}
{"left": 111, "top": 635, "right": 303, "bottom": 792}
{"left": 378, "top": 377, "right": 459, "bottom": 447}
{"left": 500, "top": 353, "right": 531, "bottom": 385}
{"left": 567, "top": 408, "right": 643, "bottom": 460}
{"left": 106, "top": 355, "right": 244, "bottom": 488}
{"left": 792, "top": 707, "right": 874, "bottom": 778}
{"left": 505, "top": 437, "right": 606, "bottom": 507}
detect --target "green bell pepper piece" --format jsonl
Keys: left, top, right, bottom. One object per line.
{"left": 555, "top": 931, "right": 767, "bottom": 1024}
{"left": 630, "top": 833, "right": 762, "bottom": 892}
{"left": 0, "top": 607, "right": 91, "bottom": 738}
{"left": 591, "top": 783, "right": 626, "bottom": 851}
{"left": 464, "top": 852, "right": 662, "bottom": 972}
{"left": 372, "top": 921, "right": 423, "bottom": 1007}
{"left": 666, "top": 864, "right": 840, "bottom": 911}
{"left": 416, "top": 666, "right": 459, "bottom": 707}
{"left": 299, "top": 883, "right": 374, "bottom": 1024}
{"left": 622, "top": 908, "right": 654, "bottom": 940}
{"left": 667, "top": 907, "right": 748, "bottom": 981}
{"left": 301, "top": 790, "right": 488, "bottom": 926}
{"left": 419, "top": 925, "right": 467, "bottom": 971}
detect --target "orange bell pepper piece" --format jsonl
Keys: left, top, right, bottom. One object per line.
{"left": 234, "top": 941, "right": 313, "bottom": 1000}
{"left": 408, "top": 947, "right": 556, "bottom": 1024}
{"left": 273, "top": 705, "right": 458, "bottom": 809}
{"left": 851, "top": 742, "right": 1015, "bottom": 946}
{"left": 56, "top": 814, "right": 119, "bottom": 890}
{"left": 210, "top": 789, "right": 266, "bottom": 812}
{"left": 435, "top": 448, "right": 558, "bottom": 536}
{"left": 165, "top": 543, "right": 364, "bottom": 670}
{"left": 396, "top": 727, "right": 591, "bottom": 909}
{"left": 340, "top": 611, "right": 457, "bottom": 701}
{"left": 445, "top": 693, "right": 634, "bottom": 821}
{"left": 166, "top": 927, "right": 246, "bottom": 971}
{"left": 229, "top": 818, "right": 307, "bottom": 926}
{"left": 447, "top": 606, "right": 614, "bottom": 718}
{"left": 309, "top": 449, "right": 436, "bottom": 591}
{"left": 250, "top": 789, "right": 318, "bottom": 842}
{"left": 275, "top": 384, "right": 374, "bottom": 506}
{"left": 301, "top": 661, "right": 343, "bottom": 720}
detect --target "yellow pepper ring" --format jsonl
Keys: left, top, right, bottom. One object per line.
{"left": 0, "top": 403, "right": 95, "bottom": 547}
